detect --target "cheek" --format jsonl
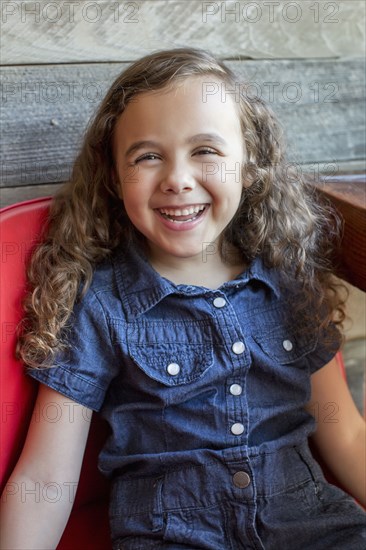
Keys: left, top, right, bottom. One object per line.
{"left": 120, "top": 186, "right": 151, "bottom": 227}
{"left": 120, "top": 189, "right": 137, "bottom": 213}
{"left": 121, "top": 199, "right": 142, "bottom": 232}
{"left": 118, "top": 172, "right": 140, "bottom": 205}
{"left": 116, "top": 161, "right": 142, "bottom": 198}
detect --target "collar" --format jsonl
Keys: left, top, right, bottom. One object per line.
{"left": 113, "top": 243, "right": 281, "bottom": 320}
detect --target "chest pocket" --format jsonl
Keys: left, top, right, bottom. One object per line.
{"left": 127, "top": 320, "right": 214, "bottom": 386}
{"left": 251, "top": 317, "right": 317, "bottom": 365}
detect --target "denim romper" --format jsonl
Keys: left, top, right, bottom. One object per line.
{"left": 29, "top": 243, "right": 366, "bottom": 549}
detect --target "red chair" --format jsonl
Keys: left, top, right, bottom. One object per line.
{"left": 0, "top": 197, "right": 349, "bottom": 548}
{"left": 0, "top": 198, "right": 111, "bottom": 549}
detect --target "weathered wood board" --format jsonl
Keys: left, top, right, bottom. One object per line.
{"left": 1, "top": 0, "right": 365, "bottom": 64}
{"left": 0, "top": 184, "right": 64, "bottom": 207}
{"left": 312, "top": 175, "right": 366, "bottom": 291}
{"left": 1, "top": 58, "right": 365, "bottom": 197}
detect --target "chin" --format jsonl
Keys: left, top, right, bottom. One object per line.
{"left": 167, "top": 248, "right": 202, "bottom": 259}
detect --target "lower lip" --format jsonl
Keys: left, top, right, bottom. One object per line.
{"left": 154, "top": 207, "right": 208, "bottom": 232}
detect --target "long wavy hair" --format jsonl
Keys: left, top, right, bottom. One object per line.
{"left": 17, "top": 47, "right": 346, "bottom": 368}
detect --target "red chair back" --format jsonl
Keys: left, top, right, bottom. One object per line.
{"left": 0, "top": 198, "right": 111, "bottom": 549}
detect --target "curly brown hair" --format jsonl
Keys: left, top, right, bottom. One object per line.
{"left": 17, "top": 48, "right": 346, "bottom": 369}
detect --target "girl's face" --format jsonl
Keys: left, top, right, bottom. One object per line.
{"left": 113, "top": 76, "right": 245, "bottom": 268}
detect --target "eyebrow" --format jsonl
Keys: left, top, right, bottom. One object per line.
{"left": 124, "top": 140, "right": 160, "bottom": 159}
{"left": 123, "top": 133, "right": 228, "bottom": 159}
{"left": 189, "top": 133, "right": 228, "bottom": 146}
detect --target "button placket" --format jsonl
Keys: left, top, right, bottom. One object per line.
{"left": 211, "top": 292, "right": 248, "bottom": 444}
{"left": 229, "top": 340, "right": 246, "bottom": 440}
{"left": 213, "top": 296, "right": 226, "bottom": 309}
{"left": 231, "top": 422, "right": 245, "bottom": 435}
{"left": 232, "top": 341, "right": 245, "bottom": 355}
{"left": 229, "top": 383, "right": 242, "bottom": 396}
{"left": 228, "top": 380, "right": 245, "bottom": 438}
{"left": 232, "top": 471, "right": 251, "bottom": 488}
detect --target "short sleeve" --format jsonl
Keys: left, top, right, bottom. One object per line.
{"left": 278, "top": 283, "right": 344, "bottom": 375}
{"left": 27, "top": 290, "right": 118, "bottom": 411}
{"left": 308, "top": 321, "right": 342, "bottom": 374}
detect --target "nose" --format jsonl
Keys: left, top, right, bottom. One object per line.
{"left": 159, "top": 158, "right": 196, "bottom": 194}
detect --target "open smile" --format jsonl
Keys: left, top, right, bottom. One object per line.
{"left": 154, "top": 204, "right": 209, "bottom": 230}
{"left": 156, "top": 204, "right": 207, "bottom": 223}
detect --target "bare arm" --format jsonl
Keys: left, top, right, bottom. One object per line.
{"left": 0, "top": 384, "right": 92, "bottom": 550}
{"left": 306, "top": 356, "right": 366, "bottom": 507}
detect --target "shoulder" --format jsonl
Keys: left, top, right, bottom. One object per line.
{"left": 89, "top": 255, "right": 117, "bottom": 293}
{"left": 76, "top": 246, "right": 140, "bottom": 323}
{"left": 88, "top": 242, "right": 142, "bottom": 295}
{"left": 80, "top": 253, "right": 122, "bottom": 311}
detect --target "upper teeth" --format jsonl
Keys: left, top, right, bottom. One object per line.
{"left": 159, "top": 205, "right": 206, "bottom": 216}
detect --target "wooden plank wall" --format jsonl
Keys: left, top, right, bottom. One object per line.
{"left": 1, "top": 0, "right": 365, "bottom": 207}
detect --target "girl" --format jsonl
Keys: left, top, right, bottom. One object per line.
{"left": 1, "top": 48, "right": 365, "bottom": 550}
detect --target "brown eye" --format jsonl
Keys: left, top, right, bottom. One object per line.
{"left": 194, "top": 148, "right": 217, "bottom": 156}
{"left": 135, "top": 153, "right": 160, "bottom": 163}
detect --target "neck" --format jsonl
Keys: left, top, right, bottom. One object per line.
{"left": 149, "top": 244, "right": 246, "bottom": 289}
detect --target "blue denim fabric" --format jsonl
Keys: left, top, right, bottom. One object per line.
{"left": 28, "top": 243, "right": 366, "bottom": 548}
{"left": 110, "top": 444, "right": 366, "bottom": 550}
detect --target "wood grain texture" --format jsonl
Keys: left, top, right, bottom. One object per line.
{"left": 312, "top": 175, "right": 366, "bottom": 291}
{"left": 1, "top": 0, "right": 365, "bottom": 64}
{"left": 1, "top": 63, "right": 127, "bottom": 186}
{"left": 0, "top": 183, "right": 63, "bottom": 208}
{"left": 1, "top": 58, "right": 365, "bottom": 187}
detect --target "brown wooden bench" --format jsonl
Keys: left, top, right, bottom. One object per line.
{"left": 310, "top": 174, "right": 366, "bottom": 292}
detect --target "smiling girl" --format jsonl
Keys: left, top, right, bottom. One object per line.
{"left": 1, "top": 48, "right": 365, "bottom": 550}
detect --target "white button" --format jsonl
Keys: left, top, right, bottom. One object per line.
{"left": 231, "top": 423, "right": 245, "bottom": 435}
{"left": 230, "top": 384, "right": 242, "bottom": 396}
{"left": 232, "top": 341, "right": 245, "bottom": 354}
{"left": 282, "top": 339, "right": 293, "bottom": 351}
{"left": 167, "top": 363, "right": 180, "bottom": 376}
{"left": 213, "top": 297, "right": 226, "bottom": 308}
